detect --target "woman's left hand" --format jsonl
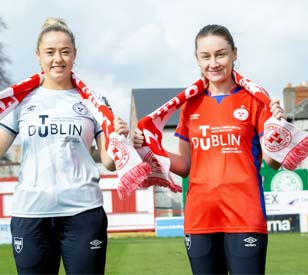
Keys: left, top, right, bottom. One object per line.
{"left": 269, "top": 99, "right": 287, "bottom": 120}
{"left": 113, "top": 117, "right": 129, "bottom": 137}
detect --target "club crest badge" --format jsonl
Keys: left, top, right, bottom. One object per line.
{"left": 14, "top": 237, "right": 23, "bottom": 254}
{"left": 233, "top": 106, "right": 249, "bottom": 121}
{"left": 185, "top": 234, "right": 191, "bottom": 250}
{"left": 73, "top": 102, "right": 88, "bottom": 115}
{"left": 263, "top": 123, "right": 291, "bottom": 152}
{"left": 110, "top": 139, "right": 129, "bottom": 169}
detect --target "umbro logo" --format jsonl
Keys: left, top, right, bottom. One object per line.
{"left": 90, "top": 239, "right": 102, "bottom": 250}
{"left": 243, "top": 237, "right": 258, "bottom": 247}
{"left": 26, "top": 105, "right": 36, "bottom": 111}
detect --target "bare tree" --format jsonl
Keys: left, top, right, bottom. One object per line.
{"left": 0, "top": 17, "right": 11, "bottom": 89}
{"left": 0, "top": 17, "right": 12, "bottom": 164}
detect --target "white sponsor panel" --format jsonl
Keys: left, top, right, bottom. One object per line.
{"left": 0, "top": 181, "right": 17, "bottom": 193}
{"left": 0, "top": 218, "right": 11, "bottom": 244}
{"left": 300, "top": 213, "right": 308, "bottom": 233}
{"left": 108, "top": 213, "right": 154, "bottom": 231}
{"left": 265, "top": 191, "right": 308, "bottom": 214}
{"left": 3, "top": 195, "right": 13, "bottom": 216}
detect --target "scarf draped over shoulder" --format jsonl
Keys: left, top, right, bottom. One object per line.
{"left": 0, "top": 72, "right": 152, "bottom": 199}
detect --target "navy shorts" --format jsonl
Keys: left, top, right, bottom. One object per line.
{"left": 11, "top": 206, "right": 108, "bottom": 275}
{"left": 185, "top": 232, "right": 268, "bottom": 275}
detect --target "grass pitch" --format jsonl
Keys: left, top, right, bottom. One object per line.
{"left": 0, "top": 233, "right": 307, "bottom": 274}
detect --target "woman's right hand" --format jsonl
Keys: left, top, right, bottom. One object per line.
{"left": 132, "top": 128, "right": 145, "bottom": 148}
{"left": 269, "top": 99, "right": 286, "bottom": 120}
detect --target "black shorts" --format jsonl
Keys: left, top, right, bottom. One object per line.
{"left": 11, "top": 206, "right": 108, "bottom": 275}
{"left": 185, "top": 232, "right": 268, "bottom": 275}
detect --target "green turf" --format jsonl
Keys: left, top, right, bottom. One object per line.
{"left": 106, "top": 236, "right": 190, "bottom": 275}
{"left": 266, "top": 233, "right": 308, "bottom": 274}
{"left": 0, "top": 233, "right": 307, "bottom": 274}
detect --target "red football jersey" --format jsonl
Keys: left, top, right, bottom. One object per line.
{"left": 175, "top": 87, "right": 271, "bottom": 234}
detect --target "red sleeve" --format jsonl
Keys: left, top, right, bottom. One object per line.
{"left": 175, "top": 103, "right": 189, "bottom": 141}
{"left": 255, "top": 99, "right": 272, "bottom": 137}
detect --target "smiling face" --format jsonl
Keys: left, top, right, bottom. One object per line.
{"left": 36, "top": 30, "right": 76, "bottom": 89}
{"left": 196, "top": 34, "right": 237, "bottom": 86}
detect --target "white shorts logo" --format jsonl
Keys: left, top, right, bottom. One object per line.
{"left": 14, "top": 237, "right": 23, "bottom": 253}
{"left": 90, "top": 239, "right": 102, "bottom": 250}
{"left": 244, "top": 236, "right": 258, "bottom": 247}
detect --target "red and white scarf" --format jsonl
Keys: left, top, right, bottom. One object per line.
{"left": 137, "top": 71, "right": 308, "bottom": 192}
{"left": 0, "top": 72, "right": 152, "bottom": 199}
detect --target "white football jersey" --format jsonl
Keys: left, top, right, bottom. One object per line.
{"left": 0, "top": 86, "right": 105, "bottom": 217}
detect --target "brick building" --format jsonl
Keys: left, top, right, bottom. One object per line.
{"left": 284, "top": 81, "right": 308, "bottom": 121}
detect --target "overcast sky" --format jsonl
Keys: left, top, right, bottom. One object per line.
{"left": 1, "top": 0, "right": 307, "bottom": 123}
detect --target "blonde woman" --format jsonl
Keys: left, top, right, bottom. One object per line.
{"left": 0, "top": 17, "right": 128, "bottom": 274}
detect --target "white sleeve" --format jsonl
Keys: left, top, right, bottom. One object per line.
{"left": 94, "top": 119, "right": 103, "bottom": 138}
{"left": 0, "top": 109, "right": 18, "bottom": 136}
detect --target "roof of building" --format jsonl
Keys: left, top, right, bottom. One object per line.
{"left": 132, "top": 88, "right": 184, "bottom": 126}
{"left": 290, "top": 98, "right": 308, "bottom": 120}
